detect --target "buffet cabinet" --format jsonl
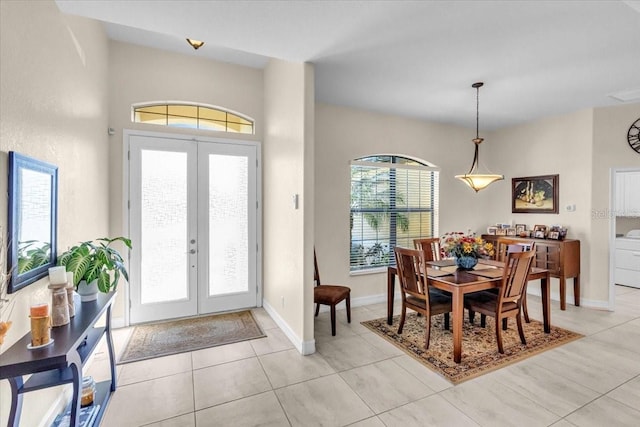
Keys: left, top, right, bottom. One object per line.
{"left": 482, "top": 235, "right": 581, "bottom": 310}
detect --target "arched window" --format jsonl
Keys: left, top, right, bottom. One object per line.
{"left": 350, "top": 155, "right": 439, "bottom": 272}
{"left": 132, "top": 102, "right": 254, "bottom": 134}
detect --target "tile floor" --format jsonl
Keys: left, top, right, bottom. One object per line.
{"left": 88, "top": 285, "right": 640, "bottom": 426}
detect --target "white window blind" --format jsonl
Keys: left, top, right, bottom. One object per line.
{"left": 350, "top": 156, "right": 439, "bottom": 272}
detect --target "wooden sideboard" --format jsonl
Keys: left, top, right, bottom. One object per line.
{"left": 0, "top": 292, "right": 116, "bottom": 427}
{"left": 482, "top": 235, "right": 580, "bottom": 310}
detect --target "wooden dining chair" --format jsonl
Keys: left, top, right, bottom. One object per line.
{"left": 413, "top": 237, "right": 442, "bottom": 261}
{"left": 394, "top": 246, "right": 452, "bottom": 349}
{"left": 314, "top": 250, "right": 351, "bottom": 336}
{"left": 464, "top": 247, "right": 536, "bottom": 353}
{"left": 497, "top": 239, "right": 534, "bottom": 323}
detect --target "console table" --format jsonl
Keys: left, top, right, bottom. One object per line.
{"left": 482, "top": 235, "right": 580, "bottom": 310}
{"left": 0, "top": 292, "right": 117, "bottom": 427}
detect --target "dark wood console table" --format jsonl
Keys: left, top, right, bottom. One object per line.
{"left": 482, "top": 235, "right": 580, "bottom": 310}
{"left": 0, "top": 292, "right": 117, "bottom": 427}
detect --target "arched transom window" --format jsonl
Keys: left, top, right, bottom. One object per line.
{"left": 350, "top": 155, "right": 440, "bottom": 272}
{"left": 132, "top": 102, "right": 254, "bottom": 134}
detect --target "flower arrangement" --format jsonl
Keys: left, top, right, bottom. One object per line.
{"left": 440, "top": 232, "right": 494, "bottom": 259}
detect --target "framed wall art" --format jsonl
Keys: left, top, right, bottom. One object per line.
{"left": 512, "top": 174, "right": 559, "bottom": 214}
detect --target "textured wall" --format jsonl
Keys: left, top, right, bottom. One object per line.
{"left": 0, "top": 1, "right": 109, "bottom": 425}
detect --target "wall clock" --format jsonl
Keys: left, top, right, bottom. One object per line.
{"left": 629, "top": 118, "right": 640, "bottom": 154}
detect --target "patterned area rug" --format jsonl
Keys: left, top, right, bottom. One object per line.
{"left": 361, "top": 312, "right": 582, "bottom": 384}
{"left": 118, "top": 310, "right": 266, "bottom": 364}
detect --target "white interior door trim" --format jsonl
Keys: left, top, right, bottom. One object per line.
{"left": 123, "top": 129, "right": 263, "bottom": 326}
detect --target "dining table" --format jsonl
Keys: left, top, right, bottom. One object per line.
{"left": 386, "top": 258, "right": 551, "bottom": 363}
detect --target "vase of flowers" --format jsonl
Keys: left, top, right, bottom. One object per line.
{"left": 440, "top": 232, "right": 494, "bottom": 270}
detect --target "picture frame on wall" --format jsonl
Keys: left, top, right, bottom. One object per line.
{"left": 512, "top": 174, "right": 559, "bottom": 214}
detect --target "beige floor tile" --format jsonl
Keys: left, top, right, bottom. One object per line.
{"left": 391, "top": 355, "right": 452, "bottom": 393}
{"left": 142, "top": 413, "right": 196, "bottom": 427}
{"left": 378, "top": 394, "right": 480, "bottom": 427}
{"left": 250, "top": 327, "right": 295, "bottom": 356}
{"left": 530, "top": 338, "right": 639, "bottom": 393}
{"left": 606, "top": 376, "right": 640, "bottom": 409}
{"left": 565, "top": 395, "right": 640, "bottom": 427}
{"left": 275, "top": 374, "right": 373, "bottom": 427}
{"left": 315, "top": 315, "right": 359, "bottom": 339}
{"left": 491, "top": 361, "right": 600, "bottom": 417}
{"left": 118, "top": 352, "right": 192, "bottom": 386}
{"left": 548, "top": 420, "right": 578, "bottom": 427}
{"left": 440, "top": 377, "right": 560, "bottom": 426}
{"left": 191, "top": 340, "right": 255, "bottom": 370}
{"left": 193, "top": 357, "right": 272, "bottom": 410}
{"left": 194, "top": 391, "right": 289, "bottom": 426}
{"left": 101, "top": 372, "right": 194, "bottom": 427}
{"left": 315, "top": 334, "right": 391, "bottom": 371}
{"left": 259, "top": 348, "right": 335, "bottom": 388}
{"left": 251, "top": 308, "right": 279, "bottom": 330}
{"left": 346, "top": 416, "right": 386, "bottom": 426}
{"left": 339, "top": 359, "right": 434, "bottom": 414}
{"left": 358, "top": 332, "right": 405, "bottom": 357}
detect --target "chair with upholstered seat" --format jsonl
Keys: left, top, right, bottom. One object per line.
{"left": 394, "top": 246, "right": 452, "bottom": 349}
{"left": 465, "top": 247, "right": 536, "bottom": 353}
{"left": 314, "top": 250, "right": 351, "bottom": 336}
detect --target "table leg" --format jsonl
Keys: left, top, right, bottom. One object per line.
{"left": 574, "top": 275, "right": 580, "bottom": 307}
{"left": 560, "top": 275, "right": 567, "bottom": 310}
{"left": 7, "top": 376, "right": 24, "bottom": 427}
{"left": 387, "top": 267, "right": 395, "bottom": 325}
{"left": 452, "top": 289, "right": 464, "bottom": 363}
{"left": 541, "top": 274, "right": 551, "bottom": 333}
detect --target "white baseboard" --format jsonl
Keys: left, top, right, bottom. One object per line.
{"left": 262, "top": 300, "right": 315, "bottom": 355}
{"left": 527, "top": 286, "right": 609, "bottom": 310}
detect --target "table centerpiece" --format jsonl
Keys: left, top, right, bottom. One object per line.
{"left": 440, "top": 232, "right": 495, "bottom": 270}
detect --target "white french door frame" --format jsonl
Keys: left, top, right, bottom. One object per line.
{"left": 122, "top": 129, "right": 262, "bottom": 327}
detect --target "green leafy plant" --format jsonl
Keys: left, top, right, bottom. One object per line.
{"left": 57, "top": 237, "right": 132, "bottom": 293}
{"left": 17, "top": 240, "right": 51, "bottom": 274}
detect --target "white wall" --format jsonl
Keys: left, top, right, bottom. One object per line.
{"left": 107, "top": 41, "right": 264, "bottom": 320}
{"left": 592, "top": 103, "right": 640, "bottom": 302}
{"left": 263, "top": 60, "right": 315, "bottom": 352}
{"left": 488, "top": 109, "right": 595, "bottom": 304}
{"left": 0, "top": 1, "right": 109, "bottom": 425}
{"left": 314, "top": 103, "right": 496, "bottom": 302}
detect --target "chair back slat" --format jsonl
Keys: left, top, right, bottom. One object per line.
{"left": 413, "top": 238, "right": 441, "bottom": 261}
{"left": 497, "top": 239, "right": 534, "bottom": 262}
{"left": 394, "top": 246, "right": 430, "bottom": 302}
{"left": 499, "top": 245, "right": 535, "bottom": 305}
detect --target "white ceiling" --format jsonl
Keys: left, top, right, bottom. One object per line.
{"left": 55, "top": 0, "right": 640, "bottom": 130}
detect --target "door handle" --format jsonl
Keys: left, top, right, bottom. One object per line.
{"left": 189, "top": 249, "right": 196, "bottom": 254}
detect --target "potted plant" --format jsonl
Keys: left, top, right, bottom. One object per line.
{"left": 57, "top": 237, "right": 132, "bottom": 301}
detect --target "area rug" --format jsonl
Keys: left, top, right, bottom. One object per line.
{"left": 118, "top": 310, "right": 266, "bottom": 364}
{"left": 361, "top": 312, "right": 582, "bottom": 384}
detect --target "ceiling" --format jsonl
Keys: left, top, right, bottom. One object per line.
{"left": 55, "top": 0, "right": 640, "bottom": 130}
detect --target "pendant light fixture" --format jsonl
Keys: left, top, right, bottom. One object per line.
{"left": 186, "top": 38, "right": 205, "bottom": 50}
{"left": 455, "top": 82, "right": 504, "bottom": 192}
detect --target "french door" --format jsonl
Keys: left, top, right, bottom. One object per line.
{"left": 128, "top": 132, "right": 260, "bottom": 324}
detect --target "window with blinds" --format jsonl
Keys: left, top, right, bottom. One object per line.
{"left": 132, "top": 103, "right": 254, "bottom": 135}
{"left": 350, "top": 155, "right": 439, "bottom": 272}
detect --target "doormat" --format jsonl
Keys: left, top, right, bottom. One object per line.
{"left": 118, "top": 310, "right": 266, "bottom": 364}
{"left": 361, "top": 312, "right": 582, "bottom": 384}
